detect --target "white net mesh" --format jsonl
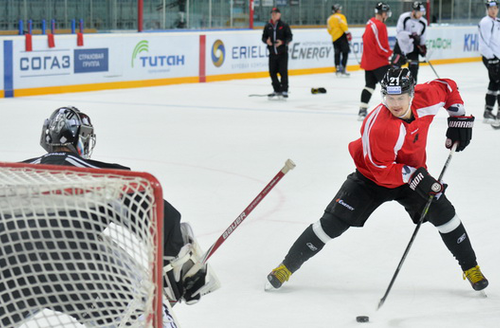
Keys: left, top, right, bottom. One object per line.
{"left": 0, "top": 163, "right": 163, "bottom": 328}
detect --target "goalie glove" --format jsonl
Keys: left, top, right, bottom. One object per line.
{"left": 446, "top": 115, "right": 474, "bottom": 152}
{"left": 163, "top": 222, "right": 220, "bottom": 306}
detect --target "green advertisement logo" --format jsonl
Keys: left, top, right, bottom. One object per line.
{"left": 131, "top": 40, "right": 149, "bottom": 67}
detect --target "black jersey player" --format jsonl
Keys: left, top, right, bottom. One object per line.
{"left": 1, "top": 106, "right": 219, "bottom": 327}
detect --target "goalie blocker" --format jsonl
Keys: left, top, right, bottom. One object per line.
{"left": 163, "top": 223, "right": 220, "bottom": 306}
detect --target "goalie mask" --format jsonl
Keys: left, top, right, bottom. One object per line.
{"left": 40, "top": 106, "right": 96, "bottom": 159}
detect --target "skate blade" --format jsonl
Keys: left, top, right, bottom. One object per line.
{"left": 479, "top": 290, "right": 488, "bottom": 298}
{"left": 491, "top": 120, "right": 500, "bottom": 129}
{"left": 264, "top": 280, "right": 279, "bottom": 292}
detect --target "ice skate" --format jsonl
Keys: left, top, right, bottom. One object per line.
{"left": 463, "top": 265, "right": 489, "bottom": 291}
{"left": 483, "top": 109, "right": 496, "bottom": 123}
{"left": 335, "top": 65, "right": 341, "bottom": 76}
{"left": 265, "top": 263, "right": 292, "bottom": 290}
{"left": 268, "top": 91, "right": 286, "bottom": 101}
{"left": 339, "top": 66, "right": 350, "bottom": 77}
{"left": 494, "top": 112, "right": 500, "bottom": 129}
{"left": 358, "top": 108, "right": 367, "bottom": 121}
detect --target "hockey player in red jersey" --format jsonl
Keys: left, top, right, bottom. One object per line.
{"left": 267, "top": 68, "right": 488, "bottom": 294}
{"left": 358, "top": 2, "right": 393, "bottom": 120}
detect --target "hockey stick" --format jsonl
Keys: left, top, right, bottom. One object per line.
{"left": 377, "top": 142, "right": 458, "bottom": 310}
{"left": 423, "top": 55, "right": 440, "bottom": 79}
{"left": 249, "top": 94, "right": 271, "bottom": 97}
{"left": 201, "top": 159, "right": 296, "bottom": 264}
{"left": 349, "top": 41, "right": 361, "bottom": 65}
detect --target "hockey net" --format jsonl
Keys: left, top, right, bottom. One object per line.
{"left": 0, "top": 162, "right": 164, "bottom": 328}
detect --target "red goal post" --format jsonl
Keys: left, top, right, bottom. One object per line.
{"left": 0, "top": 162, "right": 164, "bottom": 327}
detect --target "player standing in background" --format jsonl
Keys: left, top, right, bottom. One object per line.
{"left": 327, "top": 4, "right": 351, "bottom": 77}
{"left": 391, "top": 1, "right": 428, "bottom": 83}
{"left": 478, "top": 0, "right": 500, "bottom": 124}
{"left": 4, "top": 106, "right": 219, "bottom": 327}
{"left": 266, "top": 68, "right": 488, "bottom": 295}
{"left": 358, "top": 2, "right": 393, "bottom": 121}
{"left": 262, "top": 7, "right": 293, "bottom": 98}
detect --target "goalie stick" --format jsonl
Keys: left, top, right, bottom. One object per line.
{"left": 377, "top": 143, "right": 458, "bottom": 310}
{"left": 171, "top": 159, "right": 296, "bottom": 306}
{"left": 201, "top": 159, "right": 296, "bottom": 264}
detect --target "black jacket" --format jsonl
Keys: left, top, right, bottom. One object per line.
{"left": 262, "top": 19, "right": 293, "bottom": 55}
{"left": 22, "top": 151, "right": 184, "bottom": 258}
{"left": 23, "top": 151, "right": 130, "bottom": 170}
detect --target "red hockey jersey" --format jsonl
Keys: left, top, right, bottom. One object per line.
{"left": 348, "top": 79, "right": 465, "bottom": 188}
{"left": 360, "top": 17, "right": 392, "bottom": 71}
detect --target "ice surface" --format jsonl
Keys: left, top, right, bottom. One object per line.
{"left": 1, "top": 62, "right": 499, "bottom": 327}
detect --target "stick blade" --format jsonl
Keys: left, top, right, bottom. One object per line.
{"left": 377, "top": 298, "right": 385, "bottom": 311}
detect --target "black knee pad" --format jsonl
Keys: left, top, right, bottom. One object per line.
{"left": 319, "top": 213, "right": 350, "bottom": 239}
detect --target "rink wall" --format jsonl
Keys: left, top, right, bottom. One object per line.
{"left": 0, "top": 25, "right": 481, "bottom": 98}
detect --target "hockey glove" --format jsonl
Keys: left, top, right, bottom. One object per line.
{"left": 390, "top": 53, "right": 407, "bottom": 67}
{"left": 410, "top": 33, "right": 421, "bottom": 45}
{"left": 408, "top": 167, "right": 444, "bottom": 200}
{"left": 446, "top": 115, "right": 474, "bottom": 152}
{"left": 417, "top": 44, "right": 427, "bottom": 57}
{"left": 346, "top": 32, "right": 352, "bottom": 42}
{"left": 311, "top": 87, "right": 327, "bottom": 94}
{"left": 183, "top": 266, "right": 207, "bottom": 304}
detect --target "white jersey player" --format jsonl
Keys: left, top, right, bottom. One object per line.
{"left": 391, "top": 1, "right": 428, "bottom": 82}
{"left": 478, "top": 0, "right": 500, "bottom": 123}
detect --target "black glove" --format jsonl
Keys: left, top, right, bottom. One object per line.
{"left": 183, "top": 268, "right": 207, "bottom": 304}
{"left": 410, "top": 33, "right": 421, "bottom": 45}
{"left": 390, "top": 53, "right": 407, "bottom": 67}
{"left": 408, "top": 167, "right": 444, "bottom": 200}
{"left": 487, "top": 57, "right": 500, "bottom": 82}
{"left": 417, "top": 44, "right": 427, "bottom": 57}
{"left": 311, "top": 87, "right": 327, "bottom": 94}
{"left": 446, "top": 115, "right": 474, "bottom": 152}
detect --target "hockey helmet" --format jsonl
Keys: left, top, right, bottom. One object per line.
{"left": 412, "top": 1, "right": 426, "bottom": 13}
{"left": 381, "top": 68, "right": 415, "bottom": 97}
{"left": 375, "top": 2, "right": 392, "bottom": 17}
{"left": 485, "top": 0, "right": 499, "bottom": 8}
{"left": 332, "top": 4, "right": 342, "bottom": 12}
{"left": 40, "top": 106, "right": 96, "bottom": 158}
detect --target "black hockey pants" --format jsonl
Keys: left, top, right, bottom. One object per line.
{"left": 283, "top": 171, "right": 478, "bottom": 273}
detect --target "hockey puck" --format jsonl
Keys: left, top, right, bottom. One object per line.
{"left": 356, "top": 316, "right": 369, "bottom": 323}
